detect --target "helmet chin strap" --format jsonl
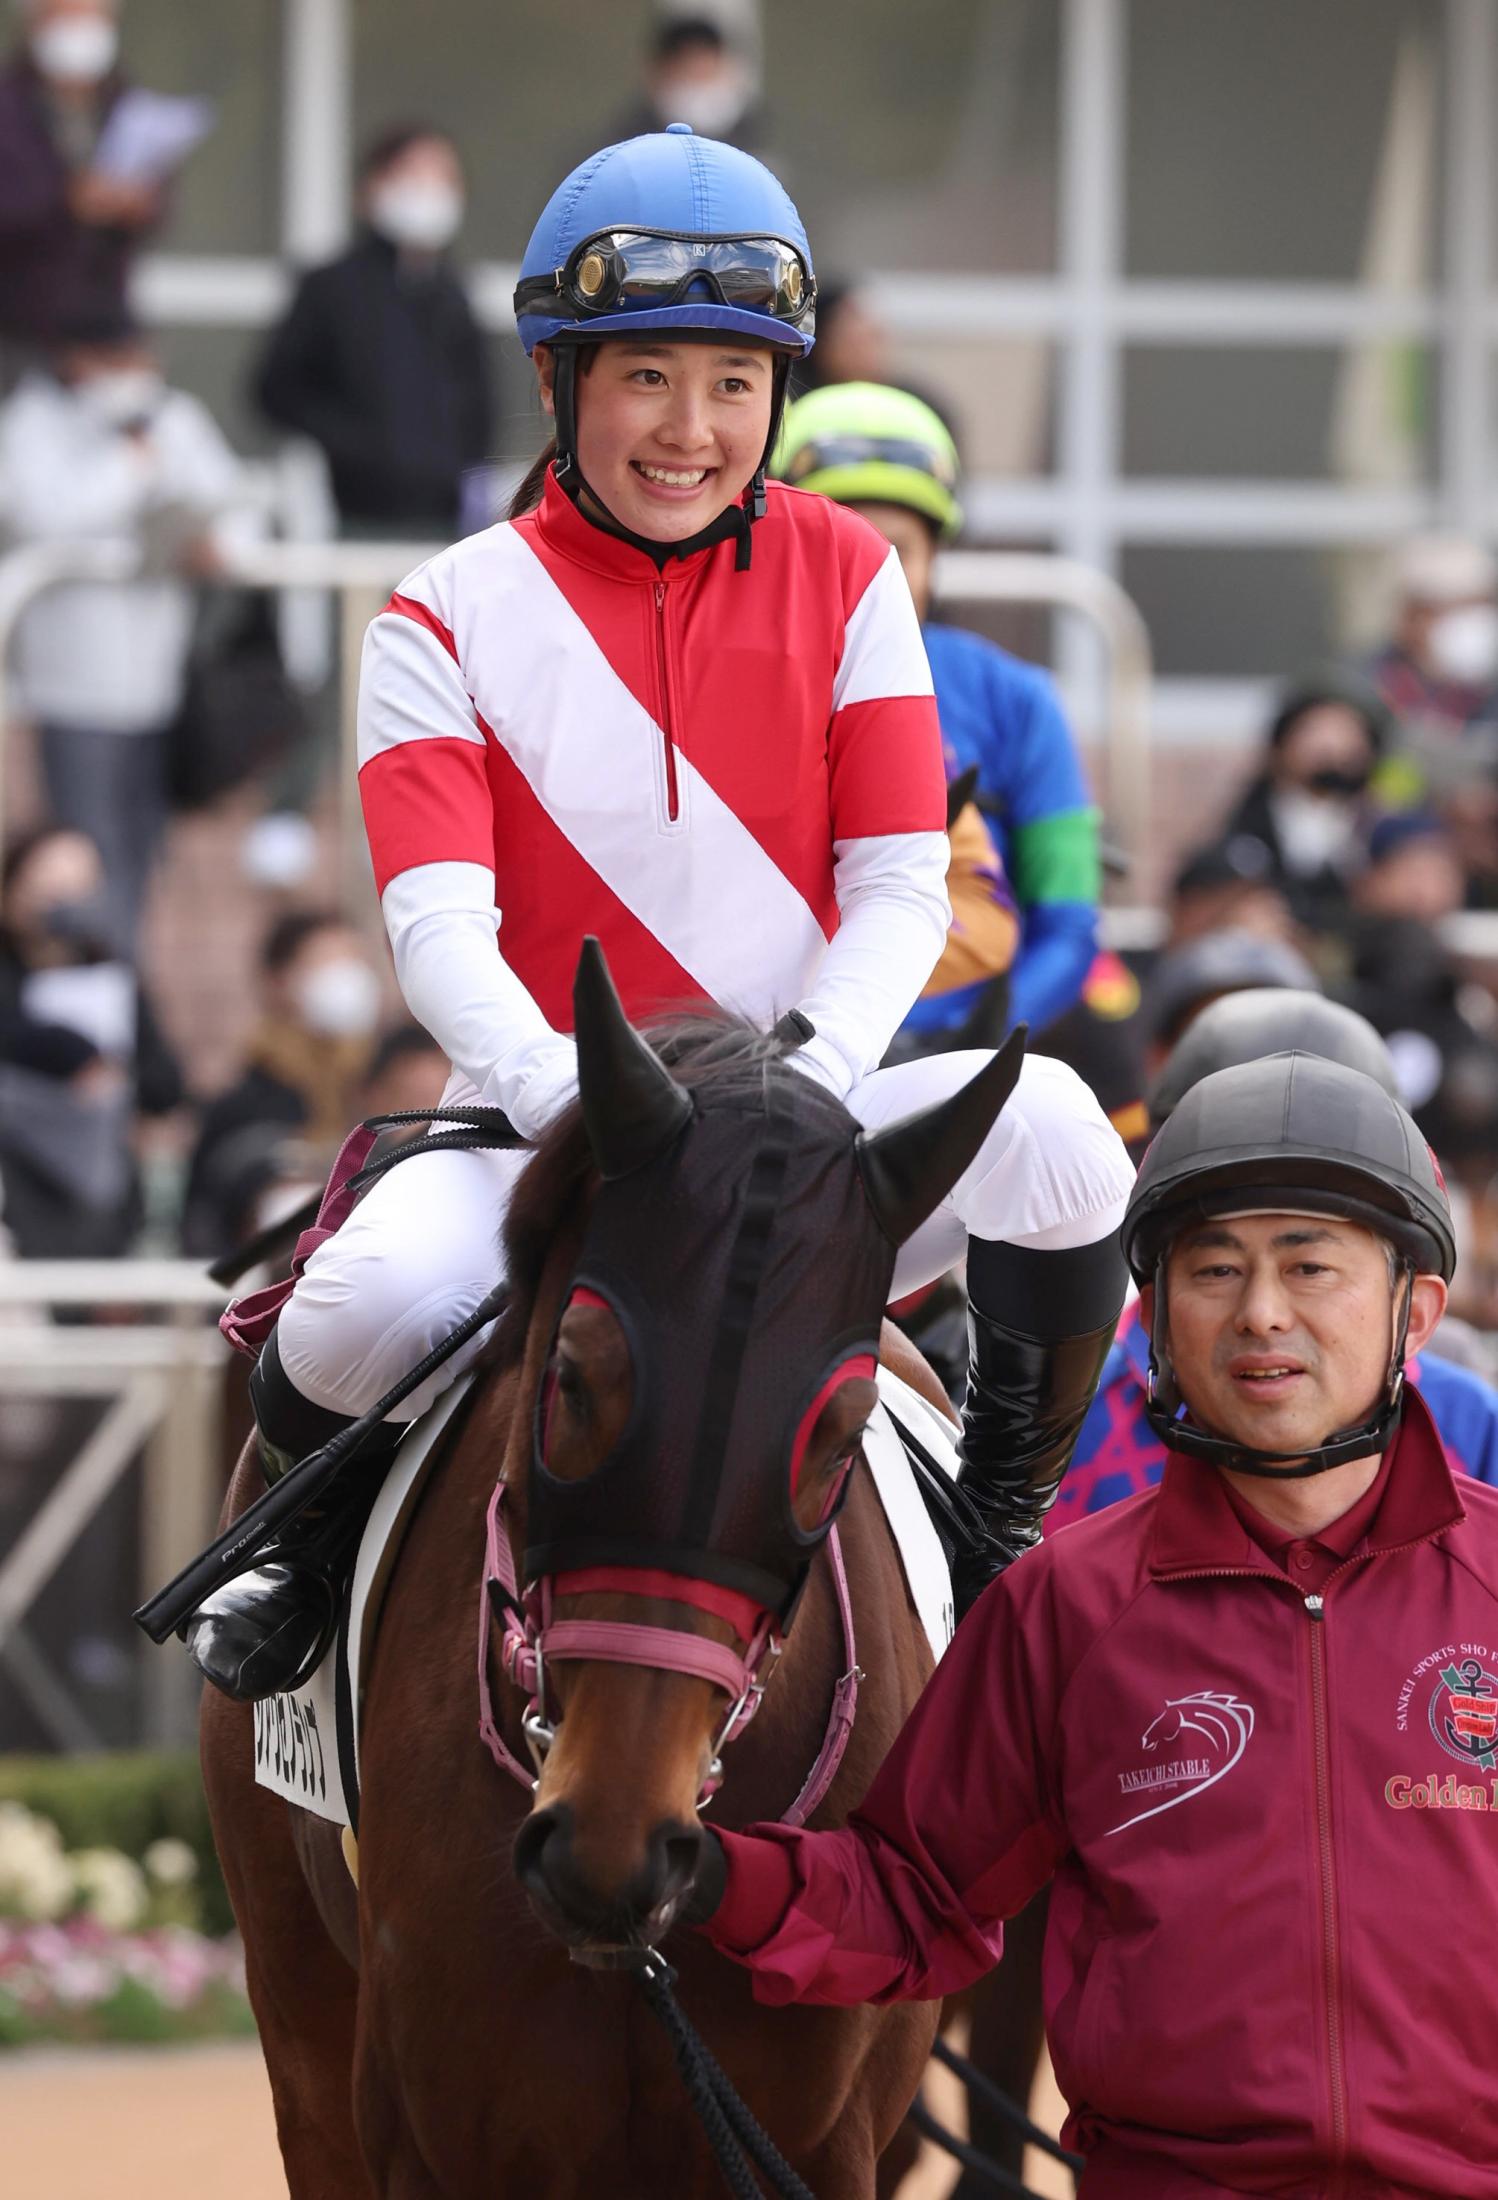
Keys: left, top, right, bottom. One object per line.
{"left": 1143, "top": 1257, "right": 1415, "bottom": 1479}
{"left": 550, "top": 343, "right": 788, "bottom": 572}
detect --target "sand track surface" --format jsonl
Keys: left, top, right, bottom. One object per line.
{"left": 0, "top": 2038, "right": 1069, "bottom": 2197}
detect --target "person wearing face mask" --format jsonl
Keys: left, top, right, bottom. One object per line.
{"left": 0, "top": 303, "right": 250, "bottom": 953}
{"left": 0, "top": 822, "right": 182, "bottom": 1255}
{"left": 1217, "top": 672, "right": 1391, "bottom": 936}
{"left": 181, "top": 912, "right": 385, "bottom": 1263}
{"left": 609, "top": 14, "right": 771, "bottom": 160}
{"left": 0, "top": 0, "right": 164, "bottom": 356}
{"left": 1369, "top": 533, "right": 1498, "bottom": 740}
{"left": 253, "top": 124, "right": 492, "bottom": 538}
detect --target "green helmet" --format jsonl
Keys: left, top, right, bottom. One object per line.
{"left": 775, "top": 381, "right": 963, "bottom": 539}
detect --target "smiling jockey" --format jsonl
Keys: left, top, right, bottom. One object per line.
{"left": 689, "top": 1055, "right": 1498, "bottom": 2198}
{"left": 182, "top": 128, "right": 1131, "bottom": 1704}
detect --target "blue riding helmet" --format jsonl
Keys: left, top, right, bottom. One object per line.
{"left": 514, "top": 126, "right": 816, "bottom": 358}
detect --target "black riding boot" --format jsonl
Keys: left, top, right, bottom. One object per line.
{"left": 952, "top": 1232, "right": 1127, "bottom": 1620}
{"left": 184, "top": 1331, "right": 403, "bottom": 1703}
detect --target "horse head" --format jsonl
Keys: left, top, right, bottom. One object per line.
{"left": 501, "top": 939, "right": 1022, "bottom": 1954}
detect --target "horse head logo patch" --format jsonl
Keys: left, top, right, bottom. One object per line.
{"left": 1105, "top": 1689, "right": 1256, "bottom": 1837}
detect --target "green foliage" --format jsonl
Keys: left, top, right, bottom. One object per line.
{"left": 0, "top": 1753, "right": 233, "bottom": 1937}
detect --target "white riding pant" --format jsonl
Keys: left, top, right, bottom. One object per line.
{"left": 276, "top": 1050, "right": 1132, "bottom": 1422}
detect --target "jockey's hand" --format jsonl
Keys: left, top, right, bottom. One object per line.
{"left": 680, "top": 1828, "right": 727, "bottom": 1928}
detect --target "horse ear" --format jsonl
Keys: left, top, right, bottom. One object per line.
{"left": 573, "top": 936, "right": 693, "bottom": 1179}
{"left": 855, "top": 1026, "right": 1027, "bottom": 1245}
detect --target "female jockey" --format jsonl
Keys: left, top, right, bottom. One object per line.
{"left": 185, "top": 128, "right": 1133, "bottom": 1702}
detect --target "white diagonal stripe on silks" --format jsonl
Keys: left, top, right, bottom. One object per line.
{"left": 357, "top": 592, "right": 484, "bottom": 765}
{"left": 832, "top": 544, "right": 935, "bottom": 714}
{"left": 441, "top": 524, "right": 830, "bottom": 1023}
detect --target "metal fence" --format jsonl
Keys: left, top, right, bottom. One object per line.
{"left": 0, "top": 531, "right": 1156, "bottom": 881}
{"left": 0, "top": 1263, "right": 226, "bottom": 1751}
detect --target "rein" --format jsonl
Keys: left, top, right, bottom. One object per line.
{"left": 477, "top": 1477, "right": 861, "bottom": 1822}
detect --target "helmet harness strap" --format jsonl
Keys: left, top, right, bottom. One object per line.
{"left": 1144, "top": 1251, "right": 1415, "bottom": 1480}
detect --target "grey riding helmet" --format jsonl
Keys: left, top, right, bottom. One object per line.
{"left": 1147, "top": 989, "right": 1399, "bottom": 1129}
{"left": 1145, "top": 930, "right": 1320, "bottom": 1051}
{"left": 1125, "top": 1051, "right": 1456, "bottom": 1476}
{"left": 1124, "top": 1051, "right": 1457, "bottom": 1287}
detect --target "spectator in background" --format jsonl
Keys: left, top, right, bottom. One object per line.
{"left": 0, "top": 306, "right": 248, "bottom": 953}
{"left": 181, "top": 911, "right": 383, "bottom": 1259}
{"left": 1369, "top": 532, "right": 1498, "bottom": 740}
{"left": 1166, "top": 834, "right": 1298, "bottom": 945}
{"left": 1338, "top": 810, "right": 1498, "bottom": 1179}
{"left": 790, "top": 278, "right": 892, "bottom": 394}
{"left": 1143, "top": 927, "right": 1319, "bottom": 1072}
{"left": 254, "top": 124, "right": 492, "bottom": 539}
{"left": 0, "top": 823, "right": 181, "bottom": 1255}
{"left": 611, "top": 15, "right": 769, "bottom": 158}
{"left": 0, "top": 0, "right": 157, "bottom": 354}
{"left": 1216, "top": 671, "right": 1390, "bottom": 935}
{"left": 357, "top": 1022, "right": 449, "bottom": 1126}
{"left": 777, "top": 382, "right": 1100, "bottom": 1038}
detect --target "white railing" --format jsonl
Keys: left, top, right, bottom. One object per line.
{"left": 0, "top": 1263, "right": 230, "bottom": 1750}
{"left": 0, "top": 531, "right": 1158, "bottom": 883}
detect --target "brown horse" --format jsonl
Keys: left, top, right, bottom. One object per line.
{"left": 201, "top": 948, "right": 1020, "bottom": 2198}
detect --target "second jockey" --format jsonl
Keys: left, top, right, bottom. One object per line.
{"left": 185, "top": 128, "right": 1132, "bottom": 1701}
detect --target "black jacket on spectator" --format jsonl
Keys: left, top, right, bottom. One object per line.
{"left": 254, "top": 229, "right": 492, "bottom": 531}
{"left": 0, "top": 56, "right": 135, "bottom": 345}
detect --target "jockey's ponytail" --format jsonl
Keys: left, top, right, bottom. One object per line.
{"left": 508, "top": 442, "right": 555, "bottom": 517}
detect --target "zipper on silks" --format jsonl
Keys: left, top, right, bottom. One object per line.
{"left": 653, "top": 581, "right": 680, "bottom": 824}
{"left": 1303, "top": 1590, "right": 1350, "bottom": 2186}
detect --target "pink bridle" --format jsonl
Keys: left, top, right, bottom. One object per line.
{"left": 477, "top": 1479, "right": 861, "bottom": 1823}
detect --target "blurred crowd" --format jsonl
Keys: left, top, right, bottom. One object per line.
{"left": 3, "top": 0, "right": 1498, "bottom": 1363}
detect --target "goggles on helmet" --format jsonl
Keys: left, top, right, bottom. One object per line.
{"left": 785, "top": 432, "right": 957, "bottom": 491}
{"left": 514, "top": 227, "right": 815, "bottom": 331}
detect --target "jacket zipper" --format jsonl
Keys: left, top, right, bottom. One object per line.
{"left": 653, "top": 581, "right": 680, "bottom": 824}
{"left": 1304, "top": 1590, "right": 1349, "bottom": 2186}
{"left": 1160, "top": 1536, "right": 1446, "bottom": 2187}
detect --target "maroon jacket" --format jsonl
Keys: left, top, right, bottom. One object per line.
{"left": 703, "top": 1390, "right": 1498, "bottom": 2197}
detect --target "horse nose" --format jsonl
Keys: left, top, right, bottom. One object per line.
{"left": 514, "top": 1806, "right": 704, "bottom": 1938}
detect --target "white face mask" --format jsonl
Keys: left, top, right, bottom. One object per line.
{"left": 368, "top": 181, "right": 464, "bottom": 253}
{"left": 654, "top": 72, "right": 750, "bottom": 139}
{"left": 78, "top": 368, "right": 163, "bottom": 430}
{"left": 1424, "top": 604, "right": 1498, "bottom": 686}
{"left": 294, "top": 958, "right": 382, "bottom": 1041}
{"left": 1270, "top": 785, "right": 1359, "bottom": 875}
{"left": 30, "top": 15, "right": 119, "bottom": 84}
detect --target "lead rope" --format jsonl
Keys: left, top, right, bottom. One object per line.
{"left": 635, "top": 1953, "right": 817, "bottom": 2200}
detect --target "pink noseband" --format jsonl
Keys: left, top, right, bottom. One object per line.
{"left": 477, "top": 1480, "right": 860, "bottom": 1823}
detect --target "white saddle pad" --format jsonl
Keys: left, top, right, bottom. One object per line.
{"left": 252, "top": 1362, "right": 960, "bottom": 1828}
{"left": 865, "top": 1366, "right": 959, "bottom": 1664}
{"left": 253, "top": 1373, "right": 477, "bottom": 1826}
